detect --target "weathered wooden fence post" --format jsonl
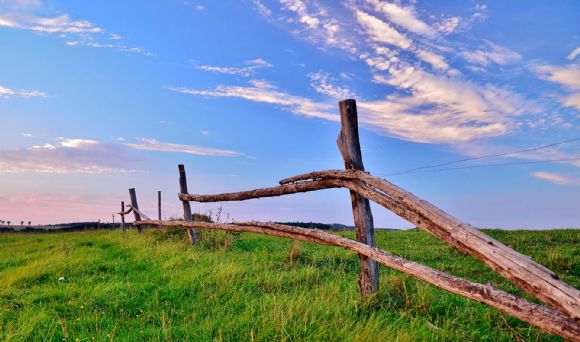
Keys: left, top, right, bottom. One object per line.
{"left": 129, "top": 188, "right": 142, "bottom": 233}
{"left": 337, "top": 99, "right": 379, "bottom": 297}
{"left": 158, "top": 191, "right": 162, "bottom": 221}
{"left": 178, "top": 164, "right": 198, "bottom": 244}
{"left": 120, "top": 201, "right": 126, "bottom": 233}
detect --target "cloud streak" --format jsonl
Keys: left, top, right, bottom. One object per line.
{"left": 125, "top": 138, "right": 241, "bottom": 157}
{"left": 169, "top": 80, "right": 337, "bottom": 121}
{"left": 0, "top": 138, "right": 136, "bottom": 174}
{"left": 194, "top": 59, "right": 272, "bottom": 77}
{"left": 0, "top": 84, "right": 47, "bottom": 98}
{"left": 532, "top": 171, "right": 580, "bottom": 185}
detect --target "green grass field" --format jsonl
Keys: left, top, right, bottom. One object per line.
{"left": 0, "top": 228, "right": 578, "bottom": 341}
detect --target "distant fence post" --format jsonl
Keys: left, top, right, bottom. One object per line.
{"left": 120, "top": 201, "right": 126, "bottom": 233}
{"left": 337, "top": 99, "right": 379, "bottom": 297}
{"left": 129, "top": 188, "right": 142, "bottom": 233}
{"left": 178, "top": 164, "right": 198, "bottom": 244}
{"left": 158, "top": 191, "right": 162, "bottom": 221}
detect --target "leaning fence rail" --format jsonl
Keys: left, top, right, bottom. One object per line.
{"left": 120, "top": 99, "right": 580, "bottom": 340}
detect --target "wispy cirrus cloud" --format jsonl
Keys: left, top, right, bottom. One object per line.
{"left": 169, "top": 79, "right": 337, "bottom": 121}
{"left": 461, "top": 40, "right": 522, "bottom": 67}
{"left": 532, "top": 171, "right": 580, "bottom": 186}
{"left": 534, "top": 62, "right": 580, "bottom": 110}
{"left": 366, "top": 0, "right": 436, "bottom": 38}
{"left": 308, "top": 71, "right": 355, "bottom": 99}
{"left": 194, "top": 58, "right": 272, "bottom": 77}
{"left": 567, "top": 47, "right": 580, "bottom": 61}
{"left": 239, "top": 0, "right": 548, "bottom": 145}
{"left": 0, "top": 138, "right": 137, "bottom": 174}
{"left": 0, "top": 135, "right": 241, "bottom": 174}
{"left": 0, "top": 5, "right": 153, "bottom": 56}
{"left": 0, "top": 84, "right": 47, "bottom": 99}
{"left": 125, "top": 138, "right": 241, "bottom": 157}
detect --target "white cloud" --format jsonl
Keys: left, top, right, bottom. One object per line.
{"left": 461, "top": 41, "right": 521, "bottom": 66}
{"left": 355, "top": 9, "right": 412, "bottom": 50}
{"left": 169, "top": 80, "right": 337, "bottom": 121}
{"left": 308, "top": 71, "right": 355, "bottom": 99}
{"left": 534, "top": 64, "right": 580, "bottom": 110}
{"left": 0, "top": 10, "right": 152, "bottom": 56}
{"left": 195, "top": 5, "right": 206, "bottom": 11}
{"left": 416, "top": 49, "right": 449, "bottom": 70}
{"left": 0, "top": 138, "right": 136, "bottom": 174}
{"left": 366, "top": 0, "right": 436, "bottom": 38}
{"left": 253, "top": 0, "right": 272, "bottom": 17}
{"left": 435, "top": 16, "right": 460, "bottom": 34}
{"left": 281, "top": 0, "right": 320, "bottom": 29}
{"left": 567, "top": 47, "right": 580, "bottom": 61}
{"left": 125, "top": 138, "right": 240, "bottom": 157}
{"left": 532, "top": 171, "right": 580, "bottom": 186}
{"left": 367, "top": 65, "right": 540, "bottom": 143}
{"left": 20, "top": 132, "right": 33, "bottom": 137}
{"left": 534, "top": 64, "right": 580, "bottom": 90}
{"left": 194, "top": 58, "right": 272, "bottom": 77}
{"left": 0, "top": 84, "right": 47, "bottom": 98}
{"left": 57, "top": 138, "right": 100, "bottom": 149}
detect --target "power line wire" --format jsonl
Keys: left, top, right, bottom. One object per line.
{"left": 379, "top": 137, "right": 580, "bottom": 176}
{"left": 378, "top": 157, "right": 580, "bottom": 176}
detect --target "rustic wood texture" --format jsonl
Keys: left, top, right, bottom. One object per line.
{"left": 178, "top": 164, "right": 197, "bottom": 244}
{"left": 133, "top": 219, "right": 580, "bottom": 341}
{"left": 280, "top": 169, "right": 580, "bottom": 322}
{"left": 128, "top": 188, "right": 142, "bottom": 233}
{"left": 127, "top": 204, "right": 150, "bottom": 221}
{"left": 337, "top": 99, "right": 378, "bottom": 297}
{"left": 179, "top": 178, "right": 344, "bottom": 202}
{"left": 181, "top": 170, "right": 579, "bottom": 321}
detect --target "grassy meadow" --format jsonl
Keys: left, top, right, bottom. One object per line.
{"left": 0, "top": 228, "right": 578, "bottom": 341}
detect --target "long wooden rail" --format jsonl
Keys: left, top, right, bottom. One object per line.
{"left": 122, "top": 99, "right": 579, "bottom": 339}
{"left": 179, "top": 170, "right": 580, "bottom": 324}
{"left": 132, "top": 219, "right": 580, "bottom": 341}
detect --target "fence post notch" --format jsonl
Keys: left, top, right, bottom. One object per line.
{"left": 338, "top": 99, "right": 379, "bottom": 297}
{"left": 178, "top": 164, "right": 198, "bottom": 244}
{"left": 129, "top": 188, "right": 142, "bottom": 233}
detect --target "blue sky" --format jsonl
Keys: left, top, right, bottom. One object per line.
{"left": 0, "top": 0, "right": 579, "bottom": 228}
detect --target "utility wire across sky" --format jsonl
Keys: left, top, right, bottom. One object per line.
{"left": 376, "top": 137, "right": 580, "bottom": 176}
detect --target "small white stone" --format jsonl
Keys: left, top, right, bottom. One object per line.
{"left": 58, "top": 276, "right": 65, "bottom": 282}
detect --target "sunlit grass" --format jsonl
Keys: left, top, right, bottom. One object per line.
{"left": 0, "top": 228, "right": 577, "bottom": 341}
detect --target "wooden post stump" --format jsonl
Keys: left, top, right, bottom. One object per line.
{"left": 178, "top": 164, "right": 198, "bottom": 244}
{"left": 120, "top": 201, "right": 126, "bottom": 233}
{"left": 158, "top": 191, "right": 162, "bottom": 220}
{"left": 129, "top": 188, "right": 142, "bottom": 233}
{"left": 338, "top": 99, "right": 379, "bottom": 296}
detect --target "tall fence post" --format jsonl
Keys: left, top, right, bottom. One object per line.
{"left": 120, "top": 201, "right": 126, "bottom": 233}
{"left": 337, "top": 99, "right": 379, "bottom": 297}
{"left": 178, "top": 164, "right": 198, "bottom": 244}
{"left": 158, "top": 191, "right": 162, "bottom": 221}
{"left": 129, "top": 188, "right": 142, "bottom": 233}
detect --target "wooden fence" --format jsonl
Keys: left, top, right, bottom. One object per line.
{"left": 120, "top": 99, "right": 580, "bottom": 340}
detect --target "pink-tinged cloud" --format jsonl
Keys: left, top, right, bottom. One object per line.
{"left": 0, "top": 138, "right": 138, "bottom": 174}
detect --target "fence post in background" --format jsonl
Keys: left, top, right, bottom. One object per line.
{"left": 129, "top": 188, "right": 142, "bottom": 233}
{"left": 178, "top": 164, "right": 198, "bottom": 244}
{"left": 120, "top": 201, "right": 126, "bottom": 233}
{"left": 158, "top": 191, "right": 162, "bottom": 221}
{"left": 337, "top": 99, "right": 379, "bottom": 297}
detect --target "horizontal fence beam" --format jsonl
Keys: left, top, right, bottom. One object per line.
{"left": 132, "top": 219, "right": 579, "bottom": 341}
{"left": 179, "top": 169, "right": 580, "bottom": 322}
